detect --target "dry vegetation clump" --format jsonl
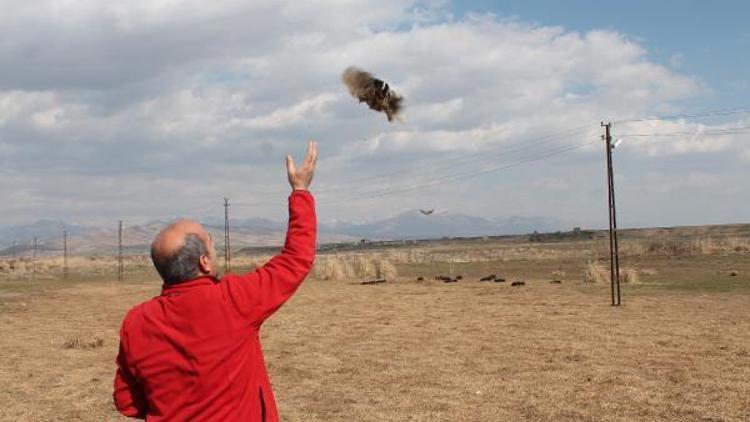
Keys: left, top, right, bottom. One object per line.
{"left": 583, "top": 262, "right": 642, "bottom": 283}
{"left": 583, "top": 261, "right": 608, "bottom": 283}
{"left": 583, "top": 261, "right": 644, "bottom": 284}
{"left": 590, "top": 237, "right": 750, "bottom": 259}
{"left": 646, "top": 237, "right": 750, "bottom": 255}
{"left": 311, "top": 254, "right": 398, "bottom": 281}
{"left": 63, "top": 336, "right": 105, "bottom": 350}
{"left": 616, "top": 241, "right": 646, "bottom": 256}
{"left": 381, "top": 249, "right": 431, "bottom": 264}
{"left": 620, "top": 267, "right": 640, "bottom": 284}
{"left": 0, "top": 255, "right": 156, "bottom": 279}
{"left": 0, "top": 258, "right": 42, "bottom": 273}
{"left": 433, "top": 246, "right": 566, "bottom": 263}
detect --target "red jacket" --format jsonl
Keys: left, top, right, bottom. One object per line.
{"left": 114, "top": 191, "right": 316, "bottom": 421}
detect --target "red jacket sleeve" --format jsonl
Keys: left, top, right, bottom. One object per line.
{"left": 113, "top": 320, "right": 147, "bottom": 419}
{"left": 223, "top": 190, "right": 317, "bottom": 327}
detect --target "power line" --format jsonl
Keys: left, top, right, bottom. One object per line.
{"left": 193, "top": 108, "right": 748, "bottom": 215}
{"left": 317, "top": 138, "right": 599, "bottom": 205}
{"left": 229, "top": 124, "right": 593, "bottom": 206}
{"left": 613, "top": 106, "right": 750, "bottom": 124}
{"left": 617, "top": 127, "right": 750, "bottom": 138}
{"left": 311, "top": 125, "right": 594, "bottom": 198}
{"left": 231, "top": 126, "right": 595, "bottom": 208}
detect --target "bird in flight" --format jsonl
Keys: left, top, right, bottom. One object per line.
{"left": 419, "top": 209, "right": 435, "bottom": 215}
{"left": 342, "top": 66, "right": 403, "bottom": 122}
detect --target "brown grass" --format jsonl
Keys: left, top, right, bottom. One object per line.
{"left": 1, "top": 226, "right": 749, "bottom": 420}
{"left": 1, "top": 274, "right": 749, "bottom": 421}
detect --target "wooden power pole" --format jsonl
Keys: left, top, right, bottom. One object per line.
{"left": 602, "top": 122, "right": 621, "bottom": 306}
{"left": 224, "top": 197, "right": 231, "bottom": 273}
{"left": 63, "top": 230, "right": 68, "bottom": 280}
{"left": 118, "top": 220, "right": 124, "bottom": 282}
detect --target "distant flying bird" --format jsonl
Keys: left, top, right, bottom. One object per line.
{"left": 419, "top": 209, "right": 435, "bottom": 215}
{"left": 342, "top": 66, "right": 403, "bottom": 122}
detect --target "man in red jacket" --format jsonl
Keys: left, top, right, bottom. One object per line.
{"left": 114, "top": 141, "right": 318, "bottom": 421}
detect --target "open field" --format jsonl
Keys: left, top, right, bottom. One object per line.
{"left": 1, "top": 227, "right": 749, "bottom": 421}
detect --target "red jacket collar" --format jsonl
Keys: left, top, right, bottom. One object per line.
{"left": 161, "top": 275, "right": 219, "bottom": 294}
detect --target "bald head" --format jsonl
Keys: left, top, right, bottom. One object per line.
{"left": 151, "top": 219, "right": 217, "bottom": 285}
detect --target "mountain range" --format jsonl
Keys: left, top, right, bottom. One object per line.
{"left": 0, "top": 211, "right": 567, "bottom": 255}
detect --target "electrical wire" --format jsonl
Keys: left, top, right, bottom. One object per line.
{"left": 197, "top": 105, "right": 750, "bottom": 212}
{"left": 612, "top": 106, "right": 750, "bottom": 124}
{"left": 312, "top": 125, "right": 592, "bottom": 197}
{"left": 316, "top": 138, "right": 600, "bottom": 205}
{"left": 617, "top": 127, "right": 750, "bottom": 138}
{"left": 231, "top": 124, "right": 593, "bottom": 206}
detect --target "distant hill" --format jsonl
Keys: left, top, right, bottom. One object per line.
{"left": 321, "top": 210, "right": 566, "bottom": 240}
{"left": 0, "top": 219, "right": 356, "bottom": 256}
{"left": 0, "top": 211, "right": 566, "bottom": 256}
{"left": 0, "top": 220, "right": 94, "bottom": 250}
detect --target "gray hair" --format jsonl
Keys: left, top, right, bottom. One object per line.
{"left": 151, "top": 233, "right": 208, "bottom": 285}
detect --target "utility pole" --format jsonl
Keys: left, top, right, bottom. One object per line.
{"left": 33, "top": 237, "right": 38, "bottom": 277}
{"left": 224, "top": 197, "right": 231, "bottom": 273}
{"left": 63, "top": 231, "right": 68, "bottom": 280}
{"left": 602, "top": 122, "right": 621, "bottom": 306}
{"left": 118, "top": 220, "right": 124, "bottom": 282}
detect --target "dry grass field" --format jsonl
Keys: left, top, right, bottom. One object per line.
{"left": 1, "top": 228, "right": 749, "bottom": 421}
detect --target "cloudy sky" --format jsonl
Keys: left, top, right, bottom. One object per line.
{"left": 0, "top": 0, "right": 748, "bottom": 229}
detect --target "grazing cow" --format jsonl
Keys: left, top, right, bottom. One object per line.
{"left": 479, "top": 275, "right": 496, "bottom": 282}
{"left": 511, "top": 280, "right": 525, "bottom": 287}
{"left": 416, "top": 276, "right": 424, "bottom": 281}
{"left": 494, "top": 277, "right": 506, "bottom": 283}
{"left": 455, "top": 275, "right": 462, "bottom": 280}
{"left": 550, "top": 279, "right": 562, "bottom": 284}
{"left": 435, "top": 275, "right": 453, "bottom": 282}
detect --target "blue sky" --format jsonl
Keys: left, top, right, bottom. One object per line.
{"left": 453, "top": 0, "right": 750, "bottom": 109}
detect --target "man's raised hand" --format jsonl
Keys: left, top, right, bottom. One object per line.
{"left": 286, "top": 141, "right": 317, "bottom": 191}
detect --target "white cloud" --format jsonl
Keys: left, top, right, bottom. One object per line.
{"left": 614, "top": 118, "right": 749, "bottom": 156}
{"left": 0, "top": 1, "right": 745, "bottom": 227}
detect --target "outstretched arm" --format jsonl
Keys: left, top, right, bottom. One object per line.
{"left": 223, "top": 141, "right": 318, "bottom": 327}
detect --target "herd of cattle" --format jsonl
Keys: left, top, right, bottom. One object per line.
{"left": 360, "top": 274, "right": 565, "bottom": 286}
{"left": 413, "top": 274, "right": 527, "bottom": 286}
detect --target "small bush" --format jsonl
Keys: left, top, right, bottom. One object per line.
{"left": 63, "top": 336, "right": 105, "bottom": 350}
{"left": 583, "top": 261, "right": 608, "bottom": 283}
{"left": 620, "top": 267, "right": 640, "bottom": 284}
{"left": 311, "top": 255, "right": 399, "bottom": 281}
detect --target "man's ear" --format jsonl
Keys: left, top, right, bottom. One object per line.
{"left": 198, "top": 254, "right": 212, "bottom": 274}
